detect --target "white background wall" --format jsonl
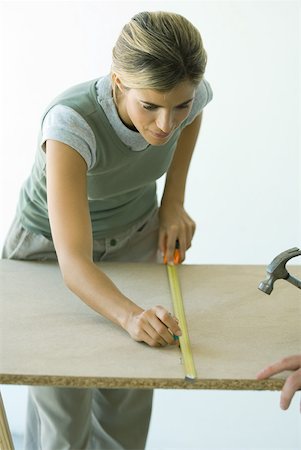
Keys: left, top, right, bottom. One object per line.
{"left": 0, "top": 1, "right": 300, "bottom": 449}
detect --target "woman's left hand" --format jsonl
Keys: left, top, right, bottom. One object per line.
{"left": 158, "top": 202, "right": 196, "bottom": 264}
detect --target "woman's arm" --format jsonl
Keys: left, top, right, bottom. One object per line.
{"left": 46, "top": 139, "right": 181, "bottom": 347}
{"left": 159, "top": 113, "right": 203, "bottom": 263}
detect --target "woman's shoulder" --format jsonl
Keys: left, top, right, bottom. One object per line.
{"left": 182, "top": 78, "right": 213, "bottom": 127}
{"left": 41, "top": 104, "right": 97, "bottom": 170}
{"left": 194, "top": 78, "right": 213, "bottom": 112}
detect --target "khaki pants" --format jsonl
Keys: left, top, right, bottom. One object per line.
{"left": 2, "top": 208, "right": 160, "bottom": 450}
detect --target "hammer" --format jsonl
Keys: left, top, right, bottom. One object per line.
{"left": 258, "top": 247, "right": 301, "bottom": 295}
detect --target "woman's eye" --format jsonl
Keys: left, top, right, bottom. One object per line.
{"left": 142, "top": 104, "right": 157, "bottom": 111}
{"left": 142, "top": 103, "right": 191, "bottom": 111}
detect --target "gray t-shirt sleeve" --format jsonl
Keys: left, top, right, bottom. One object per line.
{"left": 184, "top": 78, "right": 213, "bottom": 126}
{"left": 41, "top": 104, "right": 97, "bottom": 170}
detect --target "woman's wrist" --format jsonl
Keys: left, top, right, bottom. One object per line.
{"left": 119, "top": 302, "right": 144, "bottom": 331}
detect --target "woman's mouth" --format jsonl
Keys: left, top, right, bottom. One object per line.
{"left": 150, "top": 130, "right": 171, "bottom": 139}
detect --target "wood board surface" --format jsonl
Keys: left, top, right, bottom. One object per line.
{"left": 0, "top": 260, "right": 300, "bottom": 390}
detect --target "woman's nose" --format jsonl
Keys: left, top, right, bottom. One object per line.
{"left": 156, "top": 111, "right": 174, "bottom": 133}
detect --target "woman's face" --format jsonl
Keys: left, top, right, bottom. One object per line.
{"left": 115, "top": 79, "right": 196, "bottom": 146}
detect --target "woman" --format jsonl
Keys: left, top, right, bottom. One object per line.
{"left": 2, "top": 11, "right": 213, "bottom": 450}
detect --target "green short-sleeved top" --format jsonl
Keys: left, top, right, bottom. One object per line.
{"left": 17, "top": 76, "right": 213, "bottom": 239}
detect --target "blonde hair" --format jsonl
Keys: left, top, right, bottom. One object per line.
{"left": 111, "top": 11, "right": 207, "bottom": 93}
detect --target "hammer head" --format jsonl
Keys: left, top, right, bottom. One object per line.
{"left": 258, "top": 247, "right": 301, "bottom": 294}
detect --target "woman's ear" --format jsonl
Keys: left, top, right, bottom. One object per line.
{"left": 112, "top": 73, "right": 125, "bottom": 94}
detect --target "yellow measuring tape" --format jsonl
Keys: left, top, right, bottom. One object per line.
{"left": 166, "top": 264, "right": 197, "bottom": 381}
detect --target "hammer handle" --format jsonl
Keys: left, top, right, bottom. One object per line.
{"left": 287, "top": 273, "right": 301, "bottom": 289}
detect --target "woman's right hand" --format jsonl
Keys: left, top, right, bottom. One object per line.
{"left": 125, "top": 305, "right": 182, "bottom": 347}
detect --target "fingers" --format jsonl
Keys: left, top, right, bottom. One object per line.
{"left": 139, "top": 323, "right": 167, "bottom": 347}
{"left": 158, "top": 208, "right": 196, "bottom": 264}
{"left": 256, "top": 355, "right": 301, "bottom": 411}
{"left": 153, "top": 305, "right": 181, "bottom": 337}
{"left": 128, "top": 306, "right": 182, "bottom": 347}
{"left": 279, "top": 369, "right": 301, "bottom": 410}
{"left": 160, "top": 231, "right": 194, "bottom": 264}
{"left": 145, "top": 306, "right": 181, "bottom": 346}
{"left": 256, "top": 355, "right": 301, "bottom": 379}
{"left": 159, "top": 230, "right": 179, "bottom": 264}
{"left": 162, "top": 238, "right": 182, "bottom": 265}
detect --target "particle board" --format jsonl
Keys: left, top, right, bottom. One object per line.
{"left": 0, "top": 260, "right": 300, "bottom": 390}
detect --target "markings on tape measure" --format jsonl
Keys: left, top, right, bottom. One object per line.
{"left": 166, "top": 264, "right": 197, "bottom": 381}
